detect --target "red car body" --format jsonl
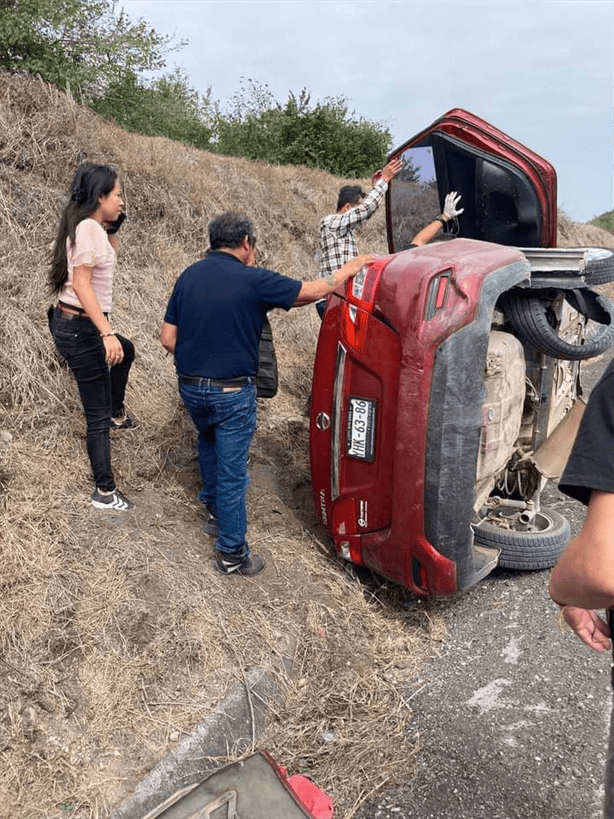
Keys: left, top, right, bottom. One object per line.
{"left": 387, "top": 108, "right": 558, "bottom": 252}
{"left": 309, "top": 109, "right": 562, "bottom": 595}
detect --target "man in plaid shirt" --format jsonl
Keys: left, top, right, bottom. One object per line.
{"left": 315, "top": 157, "right": 463, "bottom": 317}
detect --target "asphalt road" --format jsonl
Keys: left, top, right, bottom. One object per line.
{"left": 354, "top": 352, "right": 614, "bottom": 819}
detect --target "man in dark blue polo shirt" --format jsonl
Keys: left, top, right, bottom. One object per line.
{"left": 161, "top": 211, "right": 371, "bottom": 577}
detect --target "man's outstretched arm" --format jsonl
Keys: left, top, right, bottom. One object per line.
{"left": 293, "top": 254, "right": 374, "bottom": 306}
{"left": 327, "top": 158, "right": 403, "bottom": 235}
{"left": 412, "top": 192, "right": 464, "bottom": 246}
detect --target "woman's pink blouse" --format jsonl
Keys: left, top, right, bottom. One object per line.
{"left": 58, "top": 218, "right": 116, "bottom": 312}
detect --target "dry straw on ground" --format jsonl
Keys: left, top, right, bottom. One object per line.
{"left": 1, "top": 73, "right": 612, "bottom": 819}
{"left": 0, "top": 73, "right": 437, "bottom": 819}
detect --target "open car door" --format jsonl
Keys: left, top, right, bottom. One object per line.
{"left": 386, "top": 108, "right": 557, "bottom": 252}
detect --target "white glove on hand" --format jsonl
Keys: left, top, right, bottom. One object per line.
{"left": 443, "top": 191, "right": 464, "bottom": 221}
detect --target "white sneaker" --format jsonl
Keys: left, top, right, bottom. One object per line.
{"left": 91, "top": 487, "right": 134, "bottom": 511}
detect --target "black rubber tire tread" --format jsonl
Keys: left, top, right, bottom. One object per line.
{"left": 503, "top": 289, "right": 614, "bottom": 360}
{"left": 575, "top": 247, "right": 614, "bottom": 286}
{"left": 472, "top": 508, "right": 570, "bottom": 570}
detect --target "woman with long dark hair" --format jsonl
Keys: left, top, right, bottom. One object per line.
{"left": 49, "top": 162, "right": 135, "bottom": 510}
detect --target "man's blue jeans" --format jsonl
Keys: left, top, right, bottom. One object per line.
{"left": 178, "top": 379, "right": 256, "bottom": 556}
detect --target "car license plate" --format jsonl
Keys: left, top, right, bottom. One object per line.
{"left": 347, "top": 397, "right": 376, "bottom": 461}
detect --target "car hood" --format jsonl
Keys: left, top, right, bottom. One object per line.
{"left": 386, "top": 108, "right": 557, "bottom": 252}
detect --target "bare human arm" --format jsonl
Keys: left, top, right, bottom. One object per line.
{"left": 160, "top": 321, "right": 177, "bottom": 354}
{"left": 412, "top": 192, "right": 465, "bottom": 246}
{"left": 71, "top": 264, "right": 124, "bottom": 365}
{"left": 549, "top": 489, "right": 614, "bottom": 652}
{"left": 293, "top": 254, "right": 375, "bottom": 306}
{"left": 550, "top": 490, "right": 614, "bottom": 609}
{"left": 411, "top": 219, "right": 445, "bottom": 246}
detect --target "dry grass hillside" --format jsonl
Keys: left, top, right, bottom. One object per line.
{"left": 0, "top": 73, "right": 612, "bottom": 819}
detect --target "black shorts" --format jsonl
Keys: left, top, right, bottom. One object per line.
{"left": 559, "top": 357, "right": 614, "bottom": 506}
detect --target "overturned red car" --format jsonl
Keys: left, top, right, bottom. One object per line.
{"left": 309, "top": 109, "right": 614, "bottom": 596}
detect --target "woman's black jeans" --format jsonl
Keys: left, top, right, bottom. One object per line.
{"left": 50, "top": 307, "right": 134, "bottom": 491}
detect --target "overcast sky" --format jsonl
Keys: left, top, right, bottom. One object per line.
{"left": 118, "top": 0, "right": 613, "bottom": 223}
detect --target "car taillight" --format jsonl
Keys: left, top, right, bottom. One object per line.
{"left": 341, "top": 302, "right": 369, "bottom": 353}
{"left": 350, "top": 264, "right": 372, "bottom": 302}
{"left": 332, "top": 496, "right": 357, "bottom": 535}
{"left": 345, "top": 260, "right": 384, "bottom": 312}
{"left": 338, "top": 535, "right": 363, "bottom": 565}
{"left": 331, "top": 498, "right": 363, "bottom": 565}
{"left": 425, "top": 269, "right": 452, "bottom": 320}
{"left": 341, "top": 260, "right": 385, "bottom": 353}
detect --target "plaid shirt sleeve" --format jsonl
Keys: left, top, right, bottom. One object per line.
{"left": 317, "top": 179, "right": 388, "bottom": 277}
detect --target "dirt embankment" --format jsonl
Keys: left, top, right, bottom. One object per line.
{"left": 0, "top": 73, "right": 612, "bottom": 818}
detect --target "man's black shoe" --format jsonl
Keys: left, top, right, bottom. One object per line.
{"left": 203, "top": 504, "right": 218, "bottom": 536}
{"left": 213, "top": 552, "right": 265, "bottom": 577}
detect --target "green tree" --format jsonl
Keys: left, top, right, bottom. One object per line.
{"left": 90, "top": 67, "right": 213, "bottom": 149}
{"left": 214, "top": 79, "right": 391, "bottom": 177}
{"left": 590, "top": 210, "right": 614, "bottom": 233}
{"left": 397, "top": 156, "right": 421, "bottom": 184}
{"left": 0, "top": 0, "right": 180, "bottom": 95}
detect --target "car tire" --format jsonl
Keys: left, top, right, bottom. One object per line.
{"left": 576, "top": 247, "right": 614, "bottom": 286}
{"left": 502, "top": 287, "right": 614, "bottom": 360}
{"left": 472, "top": 508, "right": 570, "bottom": 571}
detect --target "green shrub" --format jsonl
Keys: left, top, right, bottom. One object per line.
{"left": 590, "top": 210, "right": 614, "bottom": 234}
{"left": 213, "top": 82, "right": 391, "bottom": 177}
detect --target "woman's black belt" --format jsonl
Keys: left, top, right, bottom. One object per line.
{"left": 57, "top": 301, "right": 108, "bottom": 319}
{"left": 177, "top": 373, "right": 250, "bottom": 388}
